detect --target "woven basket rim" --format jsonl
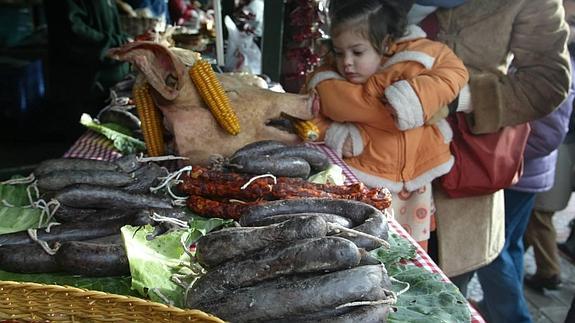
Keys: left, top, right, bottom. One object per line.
{"left": 0, "top": 280, "right": 225, "bottom": 322}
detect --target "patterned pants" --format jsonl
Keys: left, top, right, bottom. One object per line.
{"left": 391, "top": 183, "right": 435, "bottom": 249}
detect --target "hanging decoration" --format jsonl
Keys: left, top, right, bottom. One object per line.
{"left": 281, "top": 0, "right": 328, "bottom": 93}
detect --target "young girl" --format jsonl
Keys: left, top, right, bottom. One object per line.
{"left": 306, "top": 0, "right": 468, "bottom": 250}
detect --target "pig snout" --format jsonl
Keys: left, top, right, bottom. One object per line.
{"left": 266, "top": 91, "right": 315, "bottom": 121}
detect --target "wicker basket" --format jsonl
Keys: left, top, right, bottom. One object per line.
{"left": 0, "top": 280, "right": 225, "bottom": 322}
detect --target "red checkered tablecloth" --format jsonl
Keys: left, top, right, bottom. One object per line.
{"left": 64, "top": 132, "right": 485, "bottom": 323}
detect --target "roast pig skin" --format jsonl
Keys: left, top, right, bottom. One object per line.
{"left": 109, "top": 42, "right": 316, "bottom": 165}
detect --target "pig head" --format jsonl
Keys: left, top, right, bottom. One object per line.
{"left": 108, "top": 41, "right": 316, "bottom": 165}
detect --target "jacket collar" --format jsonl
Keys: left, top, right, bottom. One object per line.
{"left": 398, "top": 25, "right": 428, "bottom": 43}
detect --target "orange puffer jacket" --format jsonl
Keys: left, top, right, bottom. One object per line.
{"left": 307, "top": 25, "right": 469, "bottom": 192}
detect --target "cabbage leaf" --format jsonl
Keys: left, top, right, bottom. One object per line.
{"left": 80, "top": 113, "right": 145, "bottom": 154}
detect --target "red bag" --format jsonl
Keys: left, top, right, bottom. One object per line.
{"left": 438, "top": 112, "right": 531, "bottom": 198}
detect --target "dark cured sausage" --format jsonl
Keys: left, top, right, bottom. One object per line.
{"left": 240, "top": 198, "right": 389, "bottom": 250}
{"left": 36, "top": 170, "right": 134, "bottom": 191}
{"left": 34, "top": 158, "right": 119, "bottom": 177}
{"left": 0, "top": 244, "right": 60, "bottom": 273}
{"left": 195, "top": 216, "right": 328, "bottom": 269}
{"left": 188, "top": 264, "right": 391, "bottom": 323}
{"left": 0, "top": 216, "right": 136, "bottom": 246}
{"left": 187, "top": 237, "right": 361, "bottom": 304}
{"left": 229, "top": 155, "right": 311, "bottom": 178}
{"left": 55, "top": 241, "right": 129, "bottom": 277}
{"left": 54, "top": 184, "right": 173, "bottom": 209}
{"left": 229, "top": 140, "right": 287, "bottom": 160}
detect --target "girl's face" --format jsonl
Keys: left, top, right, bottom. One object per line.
{"left": 331, "top": 30, "right": 383, "bottom": 84}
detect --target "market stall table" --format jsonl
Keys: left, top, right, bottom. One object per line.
{"left": 63, "top": 131, "right": 485, "bottom": 323}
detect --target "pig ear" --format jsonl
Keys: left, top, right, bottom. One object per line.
{"left": 108, "top": 41, "right": 186, "bottom": 101}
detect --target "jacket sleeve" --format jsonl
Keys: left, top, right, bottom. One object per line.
{"left": 468, "top": 0, "right": 571, "bottom": 134}
{"left": 306, "top": 68, "right": 398, "bottom": 130}
{"left": 366, "top": 42, "right": 469, "bottom": 130}
{"left": 524, "top": 81, "right": 574, "bottom": 159}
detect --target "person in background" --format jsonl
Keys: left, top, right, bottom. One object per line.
{"left": 413, "top": 0, "right": 571, "bottom": 322}
{"left": 559, "top": 219, "right": 575, "bottom": 261}
{"left": 121, "top": 0, "right": 168, "bottom": 21}
{"left": 523, "top": 89, "right": 575, "bottom": 292}
{"left": 306, "top": 0, "right": 468, "bottom": 251}
{"left": 507, "top": 82, "right": 573, "bottom": 295}
{"left": 168, "top": 0, "right": 199, "bottom": 26}
{"left": 44, "top": 0, "right": 130, "bottom": 138}
{"left": 524, "top": 0, "right": 575, "bottom": 293}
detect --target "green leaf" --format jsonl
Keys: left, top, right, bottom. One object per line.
{"left": 387, "top": 264, "right": 471, "bottom": 323}
{"left": 121, "top": 225, "right": 189, "bottom": 307}
{"left": 0, "top": 176, "right": 35, "bottom": 207}
{"left": 80, "top": 113, "right": 145, "bottom": 154}
{"left": 0, "top": 270, "right": 138, "bottom": 296}
{"left": 371, "top": 233, "right": 470, "bottom": 322}
{"left": 307, "top": 164, "right": 346, "bottom": 185}
{"left": 371, "top": 233, "right": 417, "bottom": 265}
{"left": 186, "top": 215, "right": 234, "bottom": 243}
{"left": 0, "top": 207, "right": 43, "bottom": 234}
{"left": 121, "top": 217, "right": 231, "bottom": 307}
{"left": 0, "top": 178, "right": 43, "bottom": 234}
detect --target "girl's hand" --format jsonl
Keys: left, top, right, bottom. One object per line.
{"left": 342, "top": 135, "right": 353, "bottom": 157}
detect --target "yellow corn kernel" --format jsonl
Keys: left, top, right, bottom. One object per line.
{"left": 294, "top": 119, "right": 319, "bottom": 142}
{"left": 132, "top": 82, "right": 166, "bottom": 157}
{"left": 189, "top": 60, "right": 240, "bottom": 135}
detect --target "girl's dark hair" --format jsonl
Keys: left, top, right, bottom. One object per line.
{"left": 328, "top": 0, "right": 413, "bottom": 54}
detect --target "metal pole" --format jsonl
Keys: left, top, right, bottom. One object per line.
{"left": 213, "top": 0, "right": 225, "bottom": 66}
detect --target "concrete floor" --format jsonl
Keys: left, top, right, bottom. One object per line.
{"left": 467, "top": 196, "right": 575, "bottom": 323}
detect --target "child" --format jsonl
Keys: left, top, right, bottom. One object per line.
{"left": 306, "top": 0, "right": 468, "bottom": 250}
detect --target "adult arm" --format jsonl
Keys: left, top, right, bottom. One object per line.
{"left": 366, "top": 41, "right": 469, "bottom": 130}
{"left": 468, "top": 0, "right": 571, "bottom": 133}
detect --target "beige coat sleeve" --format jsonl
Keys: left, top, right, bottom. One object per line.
{"left": 469, "top": 0, "right": 571, "bottom": 133}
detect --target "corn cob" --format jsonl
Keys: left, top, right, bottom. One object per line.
{"left": 189, "top": 60, "right": 240, "bottom": 135}
{"left": 132, "top": 82, "right": 166, "bottom": 156}
{"left": 294, "top": 119, "right": 319, "bottom": 141}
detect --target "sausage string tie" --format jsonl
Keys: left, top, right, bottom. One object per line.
{"left": 151, "top": 166, "right": 193, "bottom": 203}
{"left": 335, "top": 294, "right": 398, "bottom": 309}
{"left": 27, "top": 229, "right": 60, "bottom": 255}
{"left": 328, "top": 223, "right": 391, "bottom": 249}
{"left": 389, "top": 276, "right": 411, "bottom": 296}
{"left": 26, "top": 182, "right": 40, "bottom": 207}
{"left": 0, "top": 173, "right": 35, "bottom": 185}
{"left": 150, "top": 211, "right": 189, "bottom": 229}
{"left": 150, "top": 165, "right": 193, "bottom": 193}
{"left": 240, "top": 174, "right": 277, "bottom": 190}
{"left": 137, "top": 154, "right": 190, "bottom": 163}
{"left": 44, "top": 222, "right": 61, "bottom": 233}
{"left": 32, "top": 198, "right": 60, "bottom": 228}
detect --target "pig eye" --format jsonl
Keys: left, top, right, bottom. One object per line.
{"left": 165, "top": 74, "right": 178, "bottom": 88}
